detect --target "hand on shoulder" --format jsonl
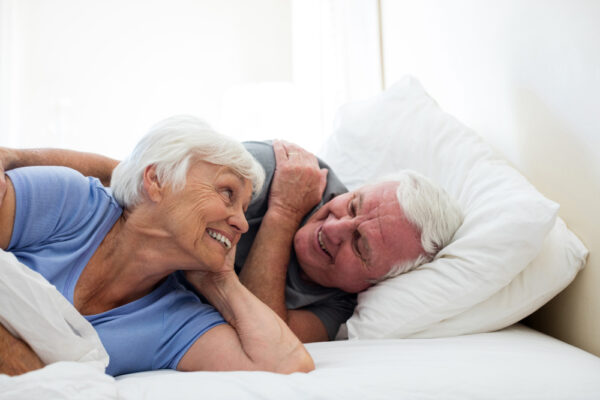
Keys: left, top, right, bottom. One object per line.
{"left": 269, "top": 140, "right": 328, "bottom": 225}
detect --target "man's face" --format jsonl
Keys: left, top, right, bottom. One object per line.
{"left": 293, "top": 181, "right": 424, "bottom": 293}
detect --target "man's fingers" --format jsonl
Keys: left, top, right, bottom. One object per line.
{"left": 272, "top": 140, "right": 288, "bottom": 165}
{"left": 319, "top": 169, "right": 329, "bottom": 195}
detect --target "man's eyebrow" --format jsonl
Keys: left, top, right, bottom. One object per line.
{"left": 355, "top": 192, "right": 373, "bottom": 266}
{"left": 354, "top": 192, "right": 364, "bottom": 215}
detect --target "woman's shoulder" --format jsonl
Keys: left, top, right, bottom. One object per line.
{"left": 9, "top": 165, "right": 115, "bottom": 206}
{"left": 6, "top": 166, "right": 121, "bottom": 253}
{"left": 7, "top": 164, "right": 85, "bottom": 180}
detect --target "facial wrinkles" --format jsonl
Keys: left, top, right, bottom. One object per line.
{"left": 189, "top": 183, "right": 217, "bottom": 249}
{"left": 376, "top": 200, "right": 387, "bottom": 248}
{"left": 359, "top": 186, "right": 394, "bottom": 273}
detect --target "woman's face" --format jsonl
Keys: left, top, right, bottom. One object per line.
{"left": 159, "top": 160, "right": 253, "bottom": 272}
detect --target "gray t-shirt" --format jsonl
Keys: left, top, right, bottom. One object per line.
{"left": 235, "top": 141, "right": 357, "bottom": 340}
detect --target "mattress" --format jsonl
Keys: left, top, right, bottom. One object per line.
{"left": 114, "top": 324, "right": 600, "bottom": 400}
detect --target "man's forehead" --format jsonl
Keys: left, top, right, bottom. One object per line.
{"left": 354, "top": 181, "right": 400, "bottom": 213}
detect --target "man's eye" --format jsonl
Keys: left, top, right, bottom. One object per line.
{"left": 348, "top": 199, "right": 356, "bottom": 217}
{"left": 352, "top": 231, "right": 369, "bottom": 266}
{"left": 352, "top": 231, "right": 362, "bottom": 257}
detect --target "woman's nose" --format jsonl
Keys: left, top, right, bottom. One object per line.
{"left": 229, "top": 208, "right": 249, "bottom": 233}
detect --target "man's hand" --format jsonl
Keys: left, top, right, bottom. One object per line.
{"left": 269, "top": 141, "right": 328, "bottom": 225}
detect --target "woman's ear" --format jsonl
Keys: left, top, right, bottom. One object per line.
{"left": 142, "top": 165, "right": 163, "bottom": 202}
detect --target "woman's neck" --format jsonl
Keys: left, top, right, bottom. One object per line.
{"left": 74, "top": 208, "right": 186, "bottom": 315}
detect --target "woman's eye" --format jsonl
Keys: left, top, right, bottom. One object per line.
{"left": 222, "top": 188, "right": 234, "bottom": 201}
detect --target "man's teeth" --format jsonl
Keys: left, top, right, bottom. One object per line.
{"left": 318, "top": 230, "right": 331, "bottom": 256}
{"left": 207, "top": 230, "right": 232, "bottom": 249}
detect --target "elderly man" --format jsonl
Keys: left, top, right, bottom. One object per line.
{"left": 0, "top": 140, "right": 463, "bottom": 343}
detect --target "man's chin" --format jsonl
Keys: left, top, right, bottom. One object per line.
{"left": 296, "top": 264, "right": 323, "bottom": 287}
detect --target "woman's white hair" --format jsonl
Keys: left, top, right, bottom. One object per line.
{"left": 377, "top": 170, "right": 463, "bottom": 281}
{"left": 111, "top": 115, "right": 265, "bottom": 208}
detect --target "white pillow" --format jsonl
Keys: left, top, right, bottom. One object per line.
{"left": 407, "top": 217, "right": 587, "bottom": 338}
{"left": 319, "top": 76, "right": 564, "bottom": 339}
{"left": 0, "top": 249, "right": 108, "bottom": 369}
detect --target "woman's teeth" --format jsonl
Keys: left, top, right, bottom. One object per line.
{"left": 207, "top": 230, "right": 232, "bottom": 249}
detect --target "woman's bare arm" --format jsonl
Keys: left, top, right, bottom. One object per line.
{"left": 179, "top": 259, "right": 314, "bottom": 374}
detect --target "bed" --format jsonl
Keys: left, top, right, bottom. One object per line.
{"left": 3, "top": 323, "right": 600, "bottom": 399}
{"left": 2, "top": 1, "right": 600, "bottom": 399}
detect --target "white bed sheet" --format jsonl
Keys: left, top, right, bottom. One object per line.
{"left": 115, "top": 324, "right": 600, "bottom": 400}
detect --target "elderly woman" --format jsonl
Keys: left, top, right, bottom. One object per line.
{"left": 0, "top": 116, "right": 314, "bottom": 376}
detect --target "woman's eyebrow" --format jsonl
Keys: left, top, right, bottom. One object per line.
{"left": 225, "top": 169, "right": 248, "bottom": 188}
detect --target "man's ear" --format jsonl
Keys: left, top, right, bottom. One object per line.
{"left": 142, "top": 165, "right": 163, "bottom": 202}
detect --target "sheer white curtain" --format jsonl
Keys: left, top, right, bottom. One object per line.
{"left": 0, "top": 0, "right": 382, "bottom": 157}
{"left": 220, "top": 0, "right": 383, "bottom": 153}
{"left": 291, "top": 0, "right": 383, "bottom": 151}
{"left": 0, "top": 0, "right": 18, "bottom": 147}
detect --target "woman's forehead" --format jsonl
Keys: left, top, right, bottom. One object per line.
{"left": 189, "top": 161, "right": 242, "bottom": 181}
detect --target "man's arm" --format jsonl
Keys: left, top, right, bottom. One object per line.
{"left": 0, "top": 322, "right": 45, "bottom": 376}
{"left": 239, "top": 141, "right": 329, "bottom": 343}
{"left": 179, "top": 255, "right": 314, "bottom": 373}
{"left": 0, "top": 147, "right": 118, "bottom": 186}
{"left": 0, "top": 148, "right": 114, "bottom": 375}
{"left": 0, "top": 175, "right": 45, "bottom": 375}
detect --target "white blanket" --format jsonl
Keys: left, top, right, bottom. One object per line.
{"left": 0, "top": 250, "right": 112, "bottom": 399}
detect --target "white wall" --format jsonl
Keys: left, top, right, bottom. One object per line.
{"left": 1, "top": 0, "right": 291, "bottom": 159}
{"left": 381, "top": 0, "right": 600, "bottom": 356}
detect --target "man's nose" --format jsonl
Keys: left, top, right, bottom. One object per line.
{"left": 322, "top": 215, "right": 355, "bottom": 244}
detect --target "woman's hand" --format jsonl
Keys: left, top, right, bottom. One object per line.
{"left": 268, "top": 140, "right": 328, "bottom": 225}
{"left": 184, "top": 246, "right": 238, "bottom": 297}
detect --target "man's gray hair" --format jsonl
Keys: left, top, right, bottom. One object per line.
{"left": 111, "top": 115, "right": 265, "bottom": 208}
{"left": 378, "top": 170, "right": 463, "bottom": 281}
